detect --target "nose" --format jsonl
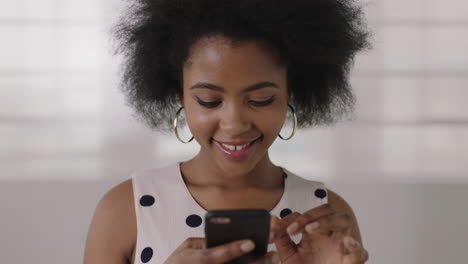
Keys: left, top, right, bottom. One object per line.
{"left": 218, "top": 103, "right": 252, "bottom": 136}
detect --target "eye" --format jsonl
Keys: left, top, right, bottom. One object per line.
{"left": 196, "top": 98, "right": 221, "bottom": 108}
{"left": 249, "top": 96, "right": 275, "bottom": 107}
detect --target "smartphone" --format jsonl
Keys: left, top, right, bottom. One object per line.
{"left": 204, "top": 209, "right": 270, "bottom": 264}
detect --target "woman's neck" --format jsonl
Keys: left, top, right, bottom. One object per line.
{"left": 179, "top": 152, "right": 284, "bottom": 191}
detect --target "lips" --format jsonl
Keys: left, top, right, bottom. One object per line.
{"left": 212, "top": 136, "right": 261, "bottom": 161}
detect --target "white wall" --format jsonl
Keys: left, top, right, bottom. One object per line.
{"left": 1, "top": 0, "right": 467, "bottom": 263}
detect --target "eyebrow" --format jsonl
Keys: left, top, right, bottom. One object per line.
{"left": 190, "top": 81, "right": 279, "bottom": 93}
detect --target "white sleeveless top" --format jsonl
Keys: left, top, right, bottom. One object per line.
{"left": 130, "top": 163, "right": 329, "bottom": 264}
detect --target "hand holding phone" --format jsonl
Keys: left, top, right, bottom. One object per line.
{"left": 204, "top": 209, "right": 271, "bottom": 264}
{"left": 163, "top": 237, "right": 258, "bottom": 264}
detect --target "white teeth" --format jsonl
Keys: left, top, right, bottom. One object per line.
{"left": 222, "top": 143, "right": 236, "bottom": 151}
{"left": 221, "top": 141, "right": 252, "bottom": 151}
{"left": 236, "top": 142, "right": 251, "bottom": 150}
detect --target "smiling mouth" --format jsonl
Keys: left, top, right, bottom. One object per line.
{"left": 212, "top": 136, "right": 262, "bottom": 161}
{"left": 212, "top": 136, "right": 262, "bottom": 151}
{"left": 220, "top": 140, "right": 256, "bottom": 151}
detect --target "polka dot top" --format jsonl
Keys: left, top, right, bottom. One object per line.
{"left": 131, "top": 162, "right": 329, "bottom": 264}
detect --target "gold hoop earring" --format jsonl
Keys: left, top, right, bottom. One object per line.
{"left": 173, "top": 107, "right": 194, "bottom": 144}
{"left": 278, "top": 103, "right": 297, "bottom": 140}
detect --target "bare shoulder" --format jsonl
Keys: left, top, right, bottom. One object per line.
{"left": 326, "top": 188, "right": 363, "bottom": 245}
{"left": 84, "top": 179, "right": 137, "bottom": 264}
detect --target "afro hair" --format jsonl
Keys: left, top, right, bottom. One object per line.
{"left": 113, "top": 0, "right": 371, "bottom": 132}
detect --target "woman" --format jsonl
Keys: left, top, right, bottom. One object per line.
{"left": 84, "top": 0, "right": 371, "bottom": 263}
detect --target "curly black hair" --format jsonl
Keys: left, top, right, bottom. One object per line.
{"left": 113, "top": 0, "right": 371, "bottom": 132}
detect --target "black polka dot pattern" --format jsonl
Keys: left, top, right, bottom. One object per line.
{"left": 140, "top": 247, "right": 153, "bottom": 263}
{"left": 314, "top": 188, "right": 327, "bottom": 199}
{"left": 186, "top": 214, "right": 202, "bottom": 227}
{"left": 280, "top": 208, "right": 292, "bottom": 218}
{"left": 139, "top": 195, "right": 155, "bottom": 206}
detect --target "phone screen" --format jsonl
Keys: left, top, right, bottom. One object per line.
{"left": 204, "top": 209, "right": 270, "bottom": 264}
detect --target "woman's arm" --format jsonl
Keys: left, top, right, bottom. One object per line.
{"left": 83, "top": 179, "right": 137, "bottom": 264}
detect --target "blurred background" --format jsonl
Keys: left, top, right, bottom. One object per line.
{"left": 1, "top": 0, "right": 467, "bottom": 263}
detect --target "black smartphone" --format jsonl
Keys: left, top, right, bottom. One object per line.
{"left": 204, "top": 209, "right": 270, "bottom": 264}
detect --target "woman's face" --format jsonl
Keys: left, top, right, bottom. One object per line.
{"left": 182, "top": 35, "right": 289, "bottom": 175}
